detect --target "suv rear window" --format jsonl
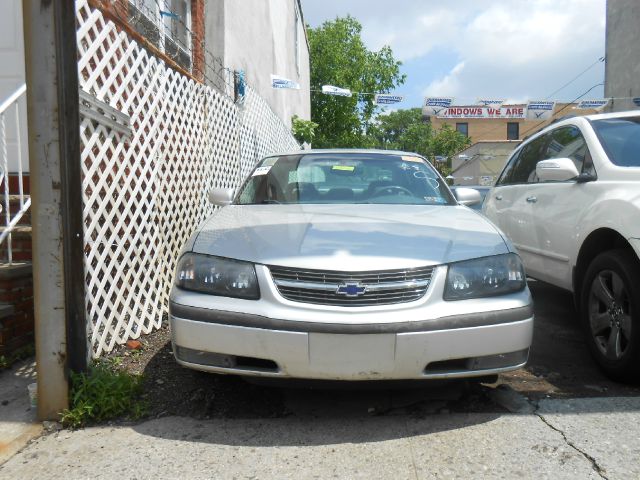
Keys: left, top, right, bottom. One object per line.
{"left": 591, "top": 117, "right": 640, "bottom": 167}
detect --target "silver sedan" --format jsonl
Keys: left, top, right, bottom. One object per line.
{"left": 170, "top": 150, "right": 533, "bottom": 381}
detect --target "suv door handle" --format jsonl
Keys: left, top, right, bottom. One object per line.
{"left": 495, "top": 194, "right": 503, "bottom": 201}
{"left": 526, "top": 196, "right": 537, "bottom": 203}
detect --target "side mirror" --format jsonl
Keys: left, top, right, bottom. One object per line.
{"left": 208, "top": 188, "right": 235, "bottom": 206}
{"left": 536, "top": 158, "right": 579, "bottom": 182}
{"left": 454, "top": 187, "right": 482, "bottom": 206}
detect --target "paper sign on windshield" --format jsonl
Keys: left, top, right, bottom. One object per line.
{"left": 332, "top": 165, "right": 355, "bottom": 172}
{"left": 252, "top": 166, "right": 272, "bottom": 176}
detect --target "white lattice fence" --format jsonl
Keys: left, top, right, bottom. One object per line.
{"left": 76, "top": 0, "right": 299, "bottom": 357}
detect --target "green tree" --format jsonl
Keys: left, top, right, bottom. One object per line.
{"left": 291, "top": 115, "right": 318, "bottom": 145}
{"left": 373, "top": 108, "right": 426, "bottom": 150}
{"left": 372, "top": 109, "right": 471, "bottom": 175}
{"left": 308, "top": 16, "right": 405, "bottom": 148}
{"left": 429, "top": 124, "right": 472, "bottom": 174}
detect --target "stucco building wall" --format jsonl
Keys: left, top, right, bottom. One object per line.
{"left": 205, "top": 0, "right": 311, "bottom": 127}
{"left": 604, "top": 0, "right": 640, "bottom": 112}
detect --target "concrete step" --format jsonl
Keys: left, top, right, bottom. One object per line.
{"left": 0, "top": 226, "right": 32, "bottom": 238}
{"left": 0, "top": 196, "right": 31, "bottom": 226}
{"left": 0, "top": 262, "right": 32, "bottom": 280}
{"left": 0, "top": 194, "right": 30, "bottom": 203}
{"left": 0, "top": 215, "right": 31, "bottom": 227}
{"left": 0, "top": 302, "right": 15, "bottom": 319}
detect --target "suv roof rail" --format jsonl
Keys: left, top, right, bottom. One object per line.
{"left": 522, "top": 113, "right": 579, "bottom": 141}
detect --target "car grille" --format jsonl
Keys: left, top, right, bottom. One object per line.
{"left": 268, "top": 265, "right": 434, "bottom": 307}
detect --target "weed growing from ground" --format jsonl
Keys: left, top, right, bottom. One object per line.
{"left": 0, "top": 343, "right": 35, "bottom": 370}
{"left": 60, "top": 361, "right": 147, "bottom": 428}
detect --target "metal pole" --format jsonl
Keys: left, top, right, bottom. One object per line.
{"left": 23, "top": 0, "right": 87, "bottom": 420}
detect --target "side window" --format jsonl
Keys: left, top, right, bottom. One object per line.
{"left": 496, "top": 149, "right": 520, "bottom": 185}
{"left": 544, "top": 126, "right": 594, "bottom": 177}
{"left": 509, "top": 134, "right": 550, "bottom": 184}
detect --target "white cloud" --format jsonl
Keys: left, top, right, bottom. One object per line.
{"left": 424, "top": 62, "right": 465, "bottom": 96}
{"left": 419, "top": 0, "right": 606, "bottom": 101}
{"left": 301, "top": 0, "right": 606, "bottom": 103}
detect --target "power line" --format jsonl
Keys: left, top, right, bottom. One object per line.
{"left": 544, "top": 56, "right": 605, "bottom": 100}
{"left": 519, "top": 82, "right": 605, "bottom": 138}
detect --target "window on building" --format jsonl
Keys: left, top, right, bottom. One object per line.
{"left": 507, "top": 122, "right": 519, "bottom": 140}
{"left": 128, "top": 0, "right": 192, "bottom": 71}
{"left": 456, "top": 123, "right": 469, "bottom": 137}
{"left": 294, "top": 1, "right": 301, "bottom": 76}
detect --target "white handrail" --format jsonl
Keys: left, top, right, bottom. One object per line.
{"left": 0, "top": 84, "right": 27, "bottom": 116}
{"left": 0, "top": 83, "right": 29, "bottom": 264}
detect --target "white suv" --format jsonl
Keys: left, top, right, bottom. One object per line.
{"left": 483, "top": 111, "right": 640, "bottom": 382}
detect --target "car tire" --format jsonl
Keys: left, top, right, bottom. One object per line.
{"left": 580, "top": 249, "right": 640, "bottom": 383}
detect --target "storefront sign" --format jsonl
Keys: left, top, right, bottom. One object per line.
{"left": 476, "top": 99, "right": 506, "bottom": 107}
{"left": 375, "top": 94, "right": 404, "bottom": 105}
{"left": 322, "top": 85, "right": 352, "bottom": 97}
{"left": 271, "top": 75, "right": 300, "bottom": 90}
{"left": 436, "top": 106, "right": 526, "bottom": 119}
{"left": 422, "top": 97, "right": 455, "bottom": 115}
{"left": 576, "top": 99, "right": 609, "bottom": 110}
{"left": 526, "top": 101, "right": 556, "bottom": 120}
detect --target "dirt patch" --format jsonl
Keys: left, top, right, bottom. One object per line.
{"left": 104, "top": 328, "right": 286, "bottom": 419}
{"left": 104, "top": 280, "right": 640, "bottom": 421}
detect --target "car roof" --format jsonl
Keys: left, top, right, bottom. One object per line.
{"left": 520, "top": 109, "right": 640, "bottom": 147}
{"left": 581, "top": 110, "right": 640, "bottom": 121}
{"left": 267, "top": 148, "right": 425, "bottom": 158}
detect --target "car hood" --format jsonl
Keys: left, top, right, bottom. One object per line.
{"left": 191, "top": 204, "right": 509, "bottom": 270}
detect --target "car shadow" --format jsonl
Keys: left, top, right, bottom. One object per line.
{"left": 501, "top": 279, "right": 640, "bottom": 401}
{"left": 130, "top": 278, "right": 640, "bottom": 446}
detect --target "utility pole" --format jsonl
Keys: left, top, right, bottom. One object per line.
{"left": 22, "top": 0, "right": 87, "bottom": 420}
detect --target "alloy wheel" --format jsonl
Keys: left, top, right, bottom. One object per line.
{"left": 588, "top": 270, "right": 632, "bottom": 361}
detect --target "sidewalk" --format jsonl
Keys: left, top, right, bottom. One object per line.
{"left": 0, "top": 360, "right": 42, "bottom": 465}
{"left": 0, "top": 397, "right": 638, "bottom": 479}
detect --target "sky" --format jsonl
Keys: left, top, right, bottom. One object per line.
{"left": 300, "top": 0, "right": 607, "bottom": 109}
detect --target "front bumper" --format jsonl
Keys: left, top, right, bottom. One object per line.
{"left": 170, "top": 264, "right": 533, "bottom": 380}
{"left": 170, "top": 303, "right": 533, "bottom": 381}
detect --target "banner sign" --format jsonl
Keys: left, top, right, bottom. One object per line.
{"left": 576, "top": 99, "right": 609, "bottom": 110}
{"left": 435, "top": 106, "right": 526, "bottom": 119}
{"left": 375, "top": 94, "right": 404, "bottom": 105}
{"left": 422, "top": 97, "right": 454, "bottom": 115}
{"left": 271, "top": 75, "right": 300, "bottom": 90}
{"left": 479, "top": 175, "right": 494, "bottom": 186}
{"left": 526, "top": 101, "right": 556, "bottom": 120}
{"left": 322, "top": 85, "right": 352, "bottom": 97}
{"left": 476, "top": 99, "right": 506, "bottom": 107}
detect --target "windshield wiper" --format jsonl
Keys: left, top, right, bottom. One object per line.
{"left": 260, "top": 199, "right": 281, "bottom": 204}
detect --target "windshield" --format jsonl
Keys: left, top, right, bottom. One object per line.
{"left": 591, "top": 117, "right": 640, "bottom": 167}
{"left": 235, "top": 153, "right": 456, "bottom": 205}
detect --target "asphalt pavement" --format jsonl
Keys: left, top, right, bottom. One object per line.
{"left": 1, "top": 280, "right": 639, "bottom": 479}
{"left": 1, "top": 397, "right": 639, "bottom": 479}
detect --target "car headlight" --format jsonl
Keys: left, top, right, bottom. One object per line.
{"left": 175, "top": 253, "right": 260, "bottom": 300}
{"left": 444, "top": 253, "right": 526, "bottom": 300}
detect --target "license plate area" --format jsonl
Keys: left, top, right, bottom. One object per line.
{"left": 308, "top": 333, "right": 396, "bottom": 379}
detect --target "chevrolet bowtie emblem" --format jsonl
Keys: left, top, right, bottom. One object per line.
{"left": 336, "top": 282, "right": 367, "bottom": 297}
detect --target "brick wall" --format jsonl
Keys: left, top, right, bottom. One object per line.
{"left": 191, "top": 0, "right": 205, "bottom": 82}
{"left": 0, "top": 229, "right": 32, "bottom": 263}
{"left": 0, "top": 265, "right": 34, "bottom": 357}
{"left": 429, "top": 103, "right": 599, "bottom": 142}
{"left": 90, "top": 0, "right": 206, "bottom": 83}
